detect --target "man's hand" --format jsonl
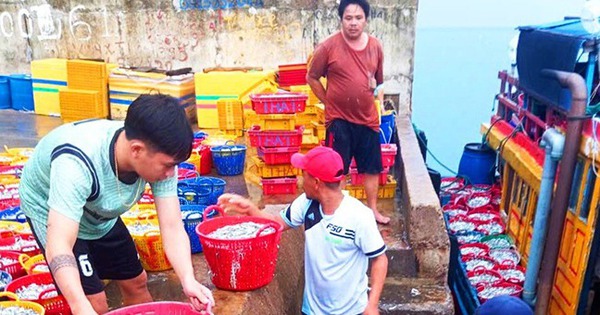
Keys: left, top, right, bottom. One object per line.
{"left": 181, "top": 278, "right": 215, "bottom": 314}
{"left": 217, "top": 193, "right": 257, "bottom": 215}
{"left": 363, "top": 303, "right": 380, "bottom": 315}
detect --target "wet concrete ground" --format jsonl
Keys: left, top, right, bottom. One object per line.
{"left": 0, "top": 108, "right": 408, "bottom": 312}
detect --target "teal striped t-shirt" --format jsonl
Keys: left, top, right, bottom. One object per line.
{"left": 19, "top": 119, "right": 177, "bottom": 246}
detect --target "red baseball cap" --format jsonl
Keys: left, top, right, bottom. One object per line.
{"left": 291, "top": 146, "right": 344, "bottom": 183}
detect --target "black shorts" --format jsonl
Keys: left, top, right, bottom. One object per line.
{"left": 326, "top": 119, "right": 383, "bottom": 174}
{"left": 27, "top": 217, "right": 144, "bottom": 295}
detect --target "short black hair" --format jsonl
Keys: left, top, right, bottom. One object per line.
{"left": 124, "top": 94, "right": 193, "bottom": 163}
{"left": 338, "top": 0, "right": 370, "bottom": 20}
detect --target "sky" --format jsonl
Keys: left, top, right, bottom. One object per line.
{"left": 417, "top": 0, "right": 587, "bottom": 28}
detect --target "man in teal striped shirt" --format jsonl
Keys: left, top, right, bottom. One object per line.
{"left": 20, "top": 94, "right": 214, "bottom": 314}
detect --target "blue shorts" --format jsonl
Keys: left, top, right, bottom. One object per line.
{"left": 325, "top": 119, "right": 383, "bottom": 175}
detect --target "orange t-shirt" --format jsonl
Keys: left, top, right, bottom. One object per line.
{"left": 308, "top": 32, "right": 384, "bottom": 131}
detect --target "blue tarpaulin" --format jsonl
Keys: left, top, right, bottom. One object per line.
{"left": 517, "top": 18, "right": 600, "bottom": 111}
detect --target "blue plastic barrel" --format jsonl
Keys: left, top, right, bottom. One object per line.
{"left": 0, "top": 76, "right": 10, "bottom": 109}
{"left": 9, "top": 74, "right": 34, "bottom": 111}
{"left": 457, "top": 143, "right": 497, "bottom": 185}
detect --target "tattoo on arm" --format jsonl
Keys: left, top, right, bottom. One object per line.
{"left": 49, "top": 255, "right": 78, "bottom": 274}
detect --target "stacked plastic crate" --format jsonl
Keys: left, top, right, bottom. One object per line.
{"left": 289, "top": 85, "right": 325, "bottom": 152}
{"left": 108, "top": 68, "right": 196, "bottom": 122}
{"left": 278, "top": 63, "right": 307, "bottom": 89}
{"left": 30, "top": 58, "right": 67, "bottom": 116}
{"left": 194, "top": 71, "right": 277, "bottom": 129}
{"left": 216, "top": 99, "right": 244, "bottom": 137}
{"left": 345, "top": 143, "right": 398, "bottom": 200}
{"left": 247, "top": 93, "right": 308, "bottom": 195}
{"left": 59, "top": 60, "right": 112, "bottom": 122}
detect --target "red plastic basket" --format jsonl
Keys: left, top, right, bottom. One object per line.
{"left": 5, "top": 272, "right": 71, "bottom": 315}
{"left": 349, "top": 167, "right": 389, "bottom": 186}
{"left": 250, "top": 93, "right": 308, "bottom": 114}
{"left": 440, "top": 177, "right": 466, "bottom": 193}
{"left": 261, "top": 177, "right": 298, "bottom": 195}
{"left": 459, "top": 243, "right": 490, "bottom": 259}
{"left": 247, "top": 125, "right": 304, "bottom": 148}
{"left": 0, "top": 250, "right": 27, "bottom": 279}
{"left": 195, "top": 206, "right": 283, "bottom": 291}
{"left": 105, "top": 301, "right": 201, "bottom": 314}
{"left": 381, "top": 143, "right": 397, "bottom": 167}
{"left": 0, "top": 235, "right": 40, "bottom": 255}
{"left": 257, "top": 146, "right": 300, "bottom": 165}
{"left": 476, "top": 281, "right": 523, "bottom": 303}
{"left": 495, "top": 263, "right": 526, "bottom": 286}
{"left": 467, "top": 268, "right": 502, "bottom": 287}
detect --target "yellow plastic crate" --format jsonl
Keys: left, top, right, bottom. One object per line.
{"left": 31, "top": 58, "right": 68, "bottom": 81}
{"left": 59, "top": 89, "right": 105, "bottom": 122}
{"left": 222, "top": 129, "right": 244, "bottom": 137}
{"left": 296, "top": 113, "right": 318, "bottom": 126}
{"left": 315, "top": 103, "right": 325, "bottom": 123}
{"left": 346, "top": 177, "right": 397, "bottom": 200}
{"left": 304, "top": 104, "right": 317, "bottom": 115}
{"left": 67, "top": 60, "right": 108, "bottom": 117}
{"left": 311, "top": 121, "right": 326, "bottom": 140}
{"left": 67, "top": 59, "right": 107, "bottom": 78}
{"left": 249, "top": 156, "right": 301, "bottom": 178}
{"left": 33, "top": 88, "right": 62, "bottom": 117}
{"left": 289, "top": 85, "right": 319, "bottom": 106}
{"left": 258, "top": 114, "right": 296, "bottom": 131}
{"left": 244, "top": 110, "right": 259, "bottom": 129}
{"left": 196, "top": 103, "right": 220, "bottom": 129}
{"left": 217, "top": 99, "right": 244, "bottom": 130}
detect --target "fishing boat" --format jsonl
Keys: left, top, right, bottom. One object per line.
{"left": 445, "top": 17, "right": 600, "bottom": 315}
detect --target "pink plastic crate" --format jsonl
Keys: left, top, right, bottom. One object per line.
{"left": 349, "top": 167, "right": 389, "bottom": 185}
{"left": 251, "top": 93, "right": 308, "bottom": 114}
{"left": 350, "top": 143, "right": 398, "bottom": 168}
{"left": 257, "top": 146, "right": 300, "bottom": 165}
{"left": 262, "top": 177, "right": 298, "bottom": 195}
{"left": 248, "top": 125, "right": 304, "bottom": 148}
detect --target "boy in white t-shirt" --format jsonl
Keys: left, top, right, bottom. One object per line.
{"left": 218, "top": 146, "right": 388, "bottom": 315}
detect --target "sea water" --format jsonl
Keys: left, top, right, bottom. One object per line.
{"left": 412, "top": 27, "right": 517, "bottom": 176}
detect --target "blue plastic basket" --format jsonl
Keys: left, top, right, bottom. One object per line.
{"left": 180, "top": 205, "right": 217, "bottom": 253}
{"left": 178, "top": 185, "right": 211, "bottom": 205}
{"left": 178, "top": 177, "right": 226, "bottom": 205}
{"left": 178, "top": 162, "right": 197, "bottom": 171}
{"left": 210, "top": 142, "right": 247, "bottom": 176}
{"left": 0, "top": 206, "right": 26, "bottom": 223}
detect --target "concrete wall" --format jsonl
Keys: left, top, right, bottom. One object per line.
{"left": 0, "top": 0, "right": 416, "bottom": 104}
{"left": 396, "top": 113, "right": 450, "bottom": 282}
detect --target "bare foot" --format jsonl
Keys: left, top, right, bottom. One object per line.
{"left": 374, "top": 211, "right": 391, "bottom": 225}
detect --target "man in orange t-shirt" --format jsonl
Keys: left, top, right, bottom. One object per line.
{"left": 307, "top": 0, "right": 389, "bottom": 224}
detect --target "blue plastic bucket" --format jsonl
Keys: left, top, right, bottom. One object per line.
{"left": 0, "top": 76, "right": 10, "bottom": 109}
{"left": 457, "top": 143, "right": 497, "bottom": 185}
{"left": 210, "top": 143, "right": 247, "bottom": 176}
{"left": 379, "top": 112, "right": 396, "bottom": 144}
{"left": 178, "top": 176, "right": 226, "bottom": 205}
{"left": 9, "top": 74, "right": 34, "bottom": 111}
{"left": 180, "top": 205, "right": 217, "bottom": 253}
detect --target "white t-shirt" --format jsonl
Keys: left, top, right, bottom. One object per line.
{"left": 280, "top": 193, "right": 387, "bottom": 315}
